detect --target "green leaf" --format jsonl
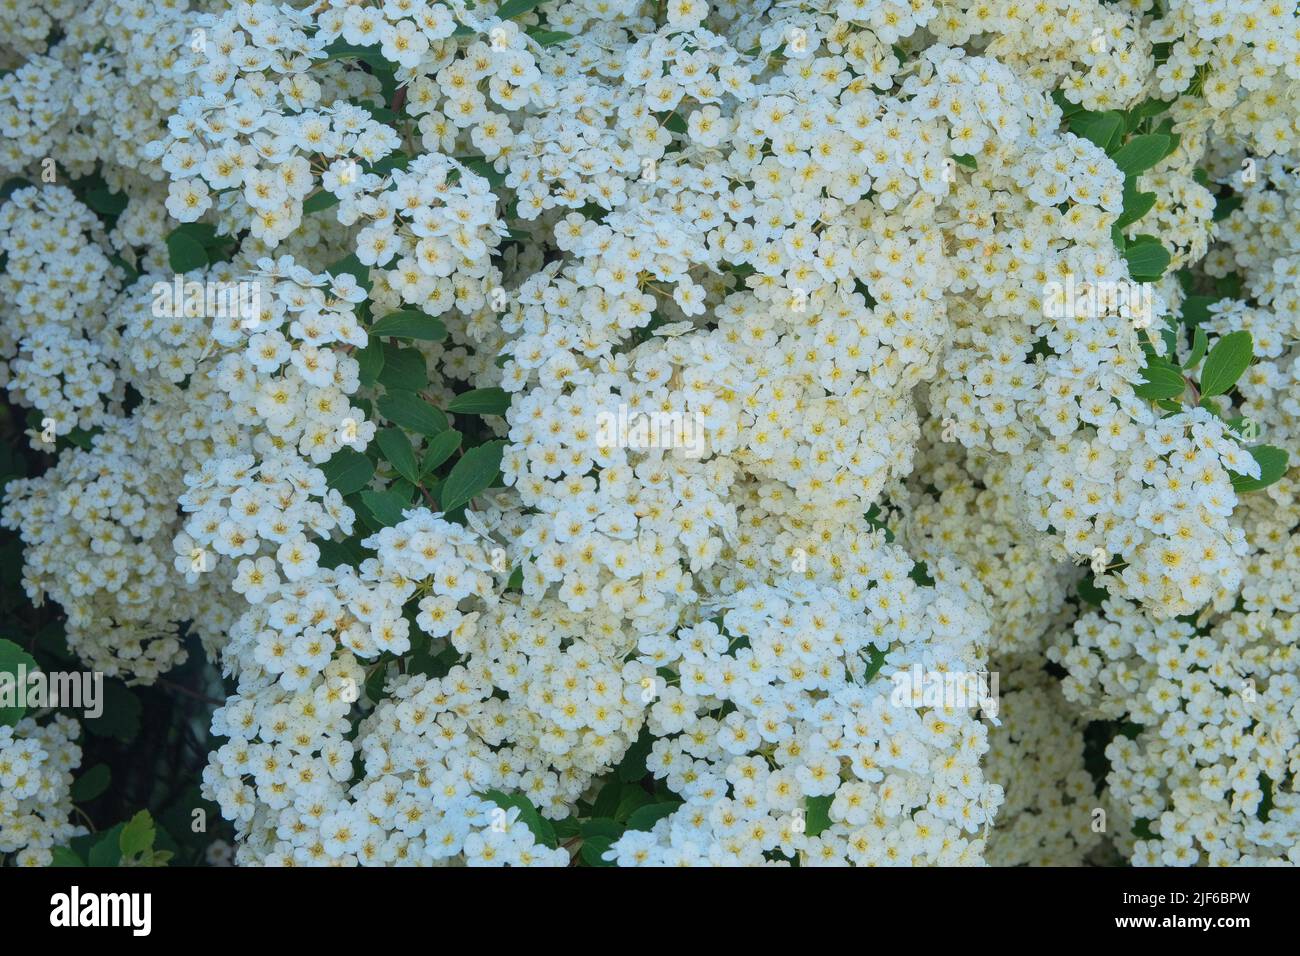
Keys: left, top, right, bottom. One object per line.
{"left": 1213, "top": 195, "right": 1243, "bottom": 222}
{"left": 1115, "top": 178, "right": 1157, "bottom": 229}
{"left": 302, "top": 190, "right": 340, "bottom": 213}
{"left": 369, "top": 152, "right": 410, "bottom": 175}
{"left": 120, "top": 810, "right": 156, "bottom": 859}
{"left": 1217, "top": 273, "right": 1243, "bottom": 299}
{"left": 321, "top": 448, "right": 375, "bottom": 495}
{"left": 527, "top": 28, "right": 573, "bottom": 45}
{"left": 377, "top": 344, "right": 428, "bottom": 392}
{"left": 615, "top": 728, "right": 654, "bottom": 783}
{"left": 71, "top": 764, "right": 111, "bottom": 803}
{"left": 1183, "top": 326, "right": 1208, "bottom": 370}
{"left": 440, "top": 440, "right": 506, "bottom": 513}
{"left": 1125, "top": 98, "right": 1171, "bottom": 131}
{"left": 88, "top": 824, "right": 125, "bottom": 866}
{"left": 446, "top": 387, "right": 511, "bottom": 416}
{"left": 1199, "top": 330, "right": 1252, "bottom": 397}
{"left": 1077, "top": 574, "right": 1109, "bottom": 607}
{"left": 359, "top": 489, "right": 410, "bottom": 528}
{"left": 1133, "top": 359, "right": 1186, "bottom": 400}
{"left": 1051, "top": 90, "right": 1084, "bottom": 117}
{"left": 1110, "top": 135, "right": 1171, "bottom": 175}
{"left": 0, "top": 638, "right": 38, "bottom": 727}
{"left": 377, "top": 390, "right": 447, "bottom": 436}
{"left": 590, "top": 782, "right": 625, "bottom": 820}
{"left": 421, "top": 430, "right": 462, "bottom": 476}
{"left": 481, "top": 789, "right": 557, "bottom": 849}
{"left": 1230, "top": 445, "right": 1288, "bottom": 494}
{"left": 805, "top": 794, "right": 833, "bottom": 836}
{"left": 322, "top": 39, "right": 380, "bottom": 60}
{"left": 1070, "top": 111, "right": 1124, "bottom": 152}
{"left": 497, "top": 0, "right": 546, "bottom": 18}
{"left": 951, "top": 153, "right": 977, "bottom": 170}
{"left": 863, "top": 644, "right": 889, "bottom": 683}
{"left": 85, "top": 187, "right": 128, "bottom": 216}
{"left": 166, "top": 232, "right": 207, "bottom": 274}
{"left": 376, "top": 428, "right": 420, "bottom": 485}
{"left": 170, "top": 222, "right": 230, "bottom": 249}
{"left": 552, "top": 817, "right": 581, "bottom": 840}
{"left": 0, "top": 177, "right": 32, "bottom": 200}
{"left": 614, "top": 786, "right": 653, "bottom": 822}
{"left": 83, "top": 679, "right": 141, "bottom": 741}
{"left": 50, "top": 846, "right": 85, "bottom": 867}
{"left": 355, "top": 339, "right": 385, "bottom": 388}
{"left": 370, "top": 309, "right": 447, "bottom": 342}
{"left": 625, "top": 801, "right": 680, "bottom": 831}
{"left": 1181, "top": 294, "right": 1216, "bottom": 328}
{"left": 1123, "top": 236, "right": 1171, "bottom": 281}
{"left": 581, "top": 835, "right": 615, "bottom": 866}
{"left": 317, "top": 536, "right": 368, "bottom": 569}
{"left": 108, "top": 253, "right": 139, "bottom": 284}
{"left": 580, "top": 817, "right": 623, "bottom": 840}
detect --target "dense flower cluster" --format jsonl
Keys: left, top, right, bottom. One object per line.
{"left": 0, "top": 186, "right": 121, "bottom": 443}
{"left": 1, "top": 0, "right": 1297, "bottom": 868}
{"left": 0, "top": 712, "right": 84, "bottom": 867}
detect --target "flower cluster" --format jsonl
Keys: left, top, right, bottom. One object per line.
{"left": 0, "top": 713, "right": 85, "bottom": 867}
{"left": 1050, "top": 478, "right": 1300, "bottom": 865}
{"left": 0, "top": 186, "right": 121, "bottom": 445}
{"left": 2, "top": 0, "right": 1298, "bottom": 870}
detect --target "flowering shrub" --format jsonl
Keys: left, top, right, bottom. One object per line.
{"left": 0, "top": 0, "right": 1296, "bottom": 868}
